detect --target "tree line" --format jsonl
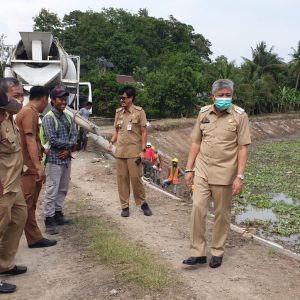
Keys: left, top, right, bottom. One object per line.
{"left": 21, "top": 8, "right": 300, "bottom": 117}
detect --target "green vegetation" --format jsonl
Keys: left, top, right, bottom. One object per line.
{"left": 241, "top": 219, "right": 272, "bottom": 231}
{"left": 28, "top": 8, "right": 300, "bottom": 118}
{"left": 76, "top": 216, "right": 177, "bottom": 293}
{"left": 234, "top": 139, "right": 300, "bottom": 246}
{"left": 267, "top": 249, "right": 277, "bottom": 258}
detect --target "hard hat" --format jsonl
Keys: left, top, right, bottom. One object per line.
{"left": 146, "top": 142, "right": 152, "bottom": 147}
{"left": 172, "top": 158, "right": 179, "bottom": 163}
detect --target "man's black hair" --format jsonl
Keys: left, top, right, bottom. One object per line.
{"left": 29, "top": 86, "right": 49, "bottom": 101}
{"left": 85, "top": 101, "right": 93, "bottom": 106}
{"left": 118, "top": 85, "right": 136, "bottom": 102}
{"left": 0, "top": 77, "right": 21, "bottom": 92}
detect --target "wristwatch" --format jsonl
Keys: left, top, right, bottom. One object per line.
{"left": 237, "top": 174, "right": 244, "bottom": 181}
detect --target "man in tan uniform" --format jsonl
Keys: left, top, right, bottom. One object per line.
{"left": 183, "top": 79, "right": 251, "bottom": 268}
{"left": 107, "top": 85, "right": 152, "bottom": 217}
{"left": 16, "top": 86, "right": 57, "bottom": 248}
{"left": 0, "top": 78, "right": 27, "bottom": 293}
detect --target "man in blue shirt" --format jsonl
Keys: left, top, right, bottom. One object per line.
{"left": 41, "top": 86, "right": 77, "bottom": 235}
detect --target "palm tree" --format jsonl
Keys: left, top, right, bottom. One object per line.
{"left": 289, "top": 41, "right": 300, "bottom": 90}
{"left": 242, "top": 41, "right": 284, "bottom": 81}
{"left": 240, "top": 42, "right": 285, "bottom": 114}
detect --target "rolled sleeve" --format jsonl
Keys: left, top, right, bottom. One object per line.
{"left": 21, "top": 113, "right": 35, "bottom": 135}
{"left": 237, "top": 113, "right": 251, "bottom": 145}
{"left": 190, "top": 112, "right": 202, "bottom": 144}
{"left": 140, "top": 110, "right": 147, "bottom": 127}
{"left": 113, "top": 114, "right": 118, "bottom": 129}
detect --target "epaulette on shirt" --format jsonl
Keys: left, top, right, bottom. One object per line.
{"left": 134, "top": 106, "right": 143, "bottom": 111}
{"left": 233, "top": 105, "right": 245, "bottom": 114}
{"left": 200, "top": 105, "right": 211, "bottom": 113}
{"left": 116, "top": 107, "right": 123, "bottom": 113}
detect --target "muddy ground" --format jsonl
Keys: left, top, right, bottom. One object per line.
{"left": 3, "top": 112, "right": 300, "bottom": 300}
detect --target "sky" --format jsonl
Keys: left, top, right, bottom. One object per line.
{"left": 1, "top": 0, "right": 299, "bottom": 65}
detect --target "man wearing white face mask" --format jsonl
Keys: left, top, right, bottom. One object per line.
{"left": 183, "top": 79, "right": 251, "bottom": 268}
{"left": 0, "top": 78, "right": 27, "bottom": 293}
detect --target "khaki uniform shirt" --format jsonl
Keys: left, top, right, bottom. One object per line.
{"left": 191, "top": 104, "right": 251, "bottom": 185}
{"left": 16, "top": 103, "right": 41, "bottom": 173}
{"left": 0, "top": 116, "right": 23, "bottom": 194}
{"left": 114, "top": 105, "right": 147, "bottom": 158}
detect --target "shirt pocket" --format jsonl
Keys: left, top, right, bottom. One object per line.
{"left": 132, "top": 117, "right": 139, "bottom": 124}
{"left": 200, "top": 124, "right": 212, "bottom": 137}
{"left": 131, "top": 117, "right": 140, "bottom": 131}
{"left": 220, "top": 125, "right": 237, "bottom": 141}
{"left": 0, "top": 128, "right": 18, "bottom": 152}
{"left": 115, "top": 120, "right": 123, "bottom": 130}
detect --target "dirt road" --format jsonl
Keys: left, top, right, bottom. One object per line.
{"left": 4, "top": 151, "right": 300, "bottom": 299}
{"left": 70, "top": 152, "right": 300, "bottom": 300}
{"left": 4, "top": 112, "right": 300, "bottom": 299}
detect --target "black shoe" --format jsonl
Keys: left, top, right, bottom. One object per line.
{"left": 0, "top": 281, "right": 16, "bottom": 293}
{"left": 0, "top": 265, "right": 27, "bottom": 276}
{"left": 182, "top": 256, "right": 207, "bottom": 265}
{"left": 44, "top": 217, "right": 59, "bottom": 235}
{"left": 54, "top": 211, "right": 74, "bottom": 225}
{"left": 121, "top": 207, "right": 129, "bottom": 217}
{"left": 141, "top": 203, "right": 152, "bottom": 216}
{"left": 29, "top": 238, "right": 57, "bottom": 248}
{"left": 209, "top": 256, "right": 223, "bottom": 268}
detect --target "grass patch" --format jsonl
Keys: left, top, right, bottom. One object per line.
{"left": 267, "top": 249, "right": 277, "bottom": 258}
{"left": 76, "top": 216, "right": 177, "bottom": 293}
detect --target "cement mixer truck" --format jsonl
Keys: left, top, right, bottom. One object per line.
{"left": 4, "top": 32, "right": 91, "bottom": 109}
{"left": 4, "top": 31, "right": 114, "bottom": 155}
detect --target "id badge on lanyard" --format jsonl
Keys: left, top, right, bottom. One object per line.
{"left": 127, "top": 120, "right": 132, "bottom": 131}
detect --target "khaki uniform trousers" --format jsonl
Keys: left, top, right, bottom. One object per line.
{"left": 116, "top": 158, "right": 145, "bottom": 209}
{"left": 0, "top": 190, "right": 27, "bottom": 272}
{"left": 21, "top": 169, "right": 43, "bottom": 246}
{"left": 190, "top": 176, "right": 232, "bottom": 257}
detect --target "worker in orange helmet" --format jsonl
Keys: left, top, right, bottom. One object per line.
{"left": 162, "top": 158, "right": 185, "bottom": 195}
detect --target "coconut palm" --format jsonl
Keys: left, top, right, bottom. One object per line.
{"left": 289, "top": 41, "right": 300, "bottom": 90}
{"left": 242, "top": 41, "right": 284, "bottom": 82}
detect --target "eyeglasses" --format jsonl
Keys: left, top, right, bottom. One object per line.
{"left": 119, "top": 96, "right": 130, "bottom": 101}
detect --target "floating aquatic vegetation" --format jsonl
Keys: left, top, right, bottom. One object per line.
{"left": 235, "top": 138, "right": 300, "bottom": 250}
